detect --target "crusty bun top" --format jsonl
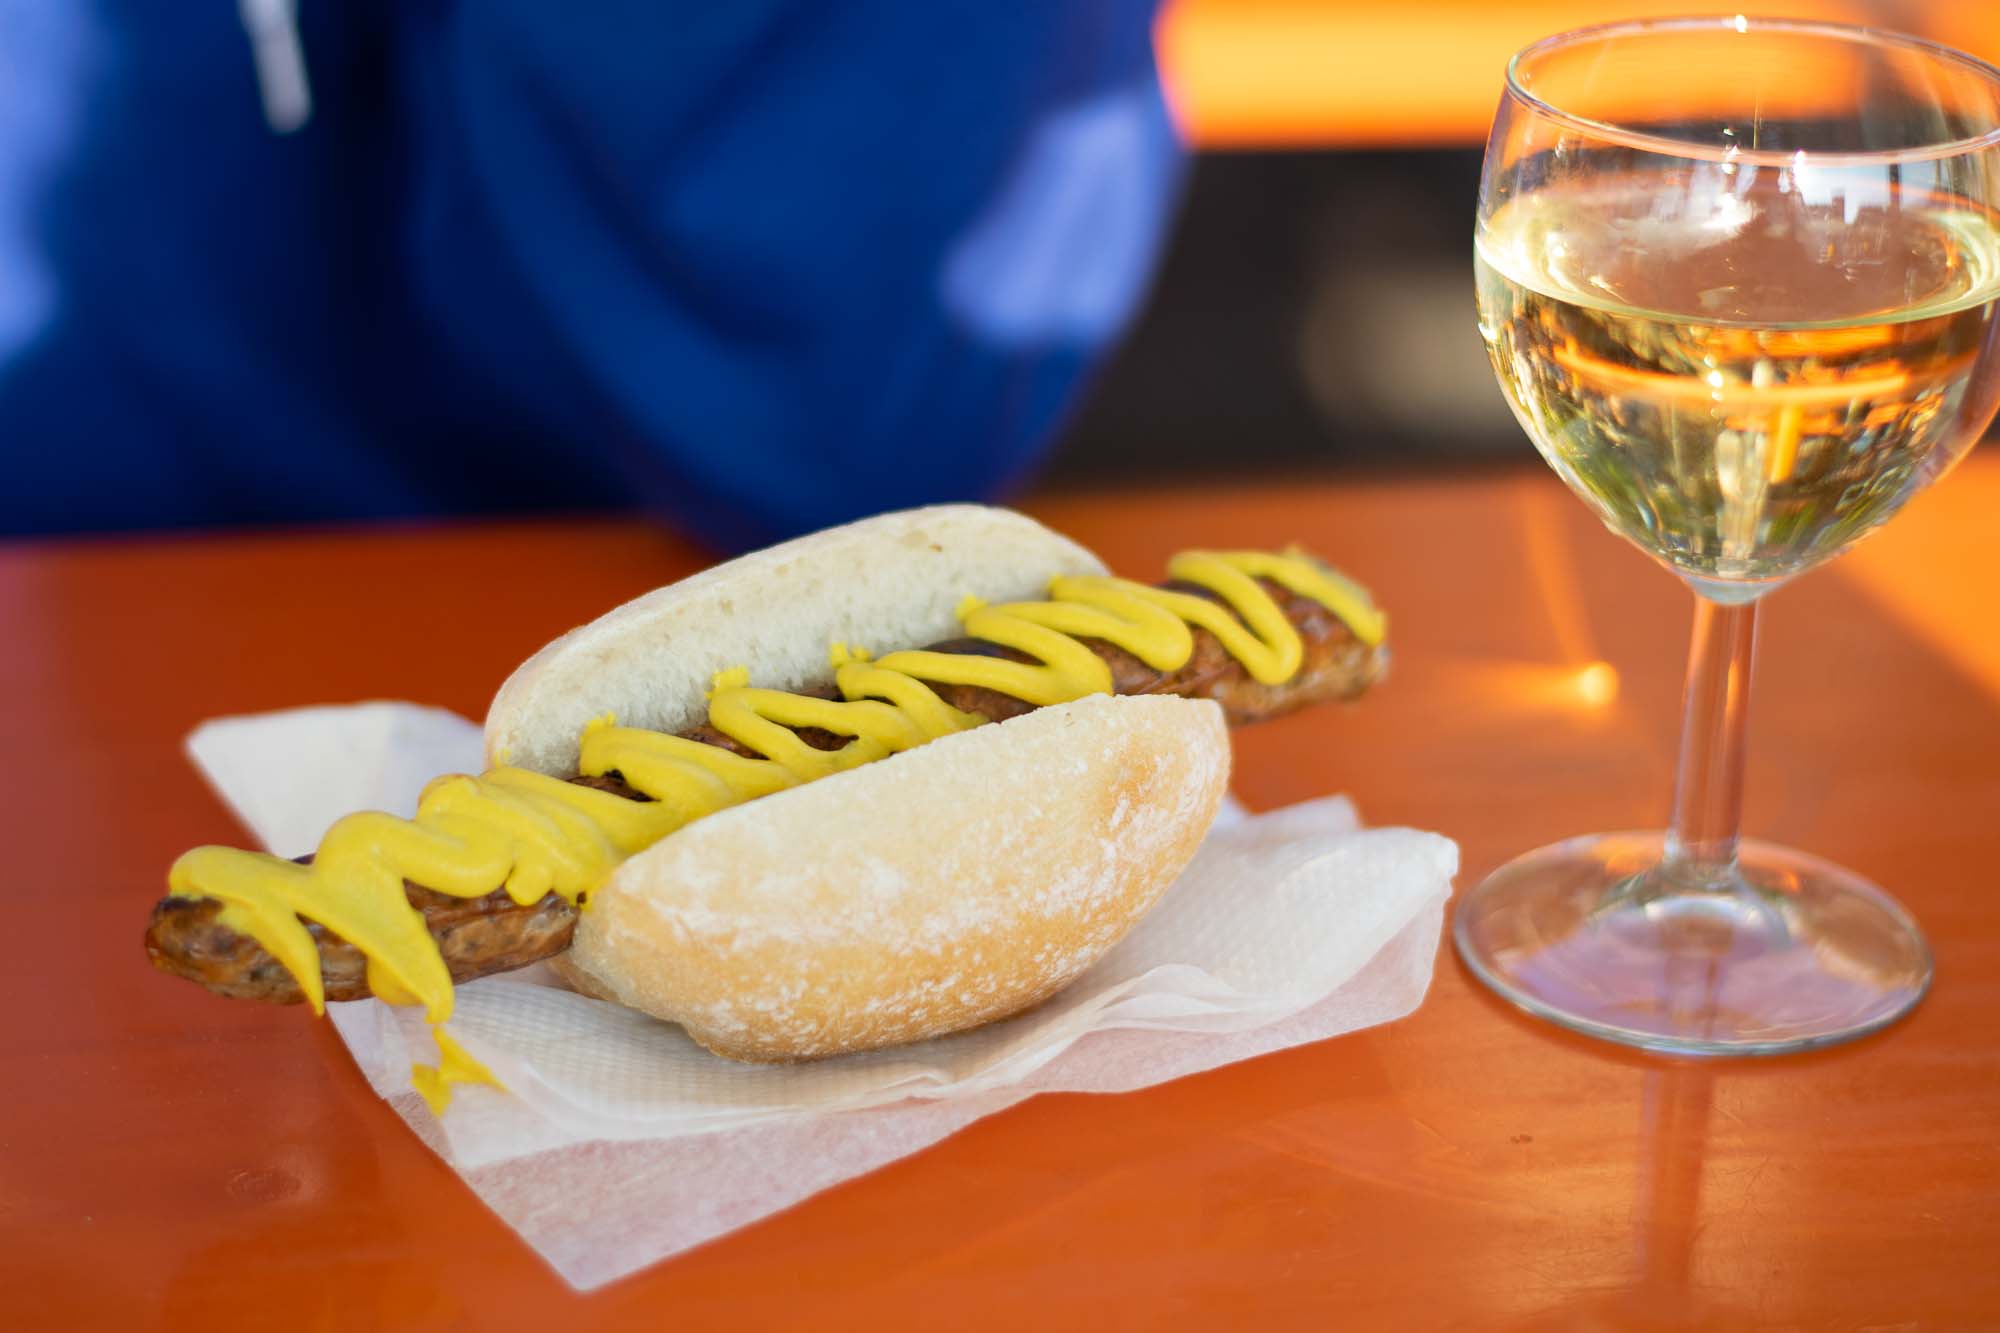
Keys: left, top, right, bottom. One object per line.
{"left": 484, "top": 505, "right": 1106, "bottom": 775}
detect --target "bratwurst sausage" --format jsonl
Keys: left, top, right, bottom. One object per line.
{"left": 145, "top": 577, "right": 1382, "bottom": 1005}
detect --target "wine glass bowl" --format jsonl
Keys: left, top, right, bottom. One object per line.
{"left": 1476, "top": 20, "right": 2000, "bottom": 597}
{"left": 1456, "top": 18, "right": 2000, "bottom": 1054}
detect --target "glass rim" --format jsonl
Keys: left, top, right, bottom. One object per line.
{"left": 1504, "top": 14, "right": 2000, "bottom": 167}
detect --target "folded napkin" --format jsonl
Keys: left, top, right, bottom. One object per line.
{"left": 187, "top": 704, "right": 1457, "bottom": 1289}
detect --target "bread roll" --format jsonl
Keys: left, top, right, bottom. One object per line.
{"left": 486, "top": 505, "right": 1106, "bottom": 776}
{"left": 489, "top": 503, "right": 1229, "bottom": 1060}
{"left": 558, "top": 692, "right": 1230, "bottom": 1060}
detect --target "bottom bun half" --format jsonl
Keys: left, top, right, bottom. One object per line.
{"left": 554, "top": 693, "right": 1230, "bottom": 1061}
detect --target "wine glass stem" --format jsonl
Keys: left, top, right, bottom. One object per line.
{"left": 1663, "top": 594, "right": 1759, "bottom": 884}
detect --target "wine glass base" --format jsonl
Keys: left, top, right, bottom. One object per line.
{"left": 1453, "top": 833, "right": 1932, "bottom": 1056}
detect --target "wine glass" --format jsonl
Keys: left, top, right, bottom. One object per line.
{"left": 1458, "top": 17, "right": 2000, "bottom": 1054}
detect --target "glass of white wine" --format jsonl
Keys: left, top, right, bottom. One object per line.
{"left": 1458, "top": 17, "right": 2000, "bottom": 1053}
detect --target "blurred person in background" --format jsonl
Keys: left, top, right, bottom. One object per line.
{"left": 0, "top": 1, "right": 1180, "bottom": 550}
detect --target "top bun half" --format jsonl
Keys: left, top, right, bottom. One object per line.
{"left": 484, "top": 505, "right": 1107, "bottom": 775}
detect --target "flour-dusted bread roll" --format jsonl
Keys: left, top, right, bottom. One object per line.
{"left": 484, "top": 503, "right": 1228, "bottom": 1060}
{"left": 486, "top": 504, "right": 1106, "bottom": 776}
{"left": 556, "top": 692, "right": 1229, "bottom": 1060}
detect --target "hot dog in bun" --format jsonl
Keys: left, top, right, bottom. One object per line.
{"left": 147, "top": 506, "right": 1386, "bottom": 1102}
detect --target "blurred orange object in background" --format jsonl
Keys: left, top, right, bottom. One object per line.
{"left": 1156, "top": 1, "right": 2000, "bottom": 148}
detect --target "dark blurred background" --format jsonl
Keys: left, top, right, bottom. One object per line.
{"left": 6, "top": 0, "right": 1997, "bottom": 541}
{"left": 1047, "top": 0, "right": 2000, "bottom": 486}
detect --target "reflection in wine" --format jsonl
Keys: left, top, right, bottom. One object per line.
{"left": 1477, "top": 173, "right": 2000, "bottom": 591}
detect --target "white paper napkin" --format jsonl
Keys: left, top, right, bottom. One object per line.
{"left": 185, "top": 704, "right": 1457, "bottom": 1289}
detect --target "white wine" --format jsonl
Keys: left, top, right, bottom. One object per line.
{"left": 1475, "top": 174, "right": 2000, "bottom": 587}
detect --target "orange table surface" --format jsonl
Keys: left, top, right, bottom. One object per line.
{"left": 6, "top": 459, "right": 2000, "bottom": 1329}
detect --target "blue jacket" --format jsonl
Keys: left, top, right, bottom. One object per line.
{"left": 0, "top": 1, "right": 1179, "bottom": 549}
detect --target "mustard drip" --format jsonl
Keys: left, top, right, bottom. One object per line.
{"left": 411, "top": 1027, "right": 502, "bottom": 1115}
{"left": 165, "top": 547, "right": 1380, "bottom": 1111}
